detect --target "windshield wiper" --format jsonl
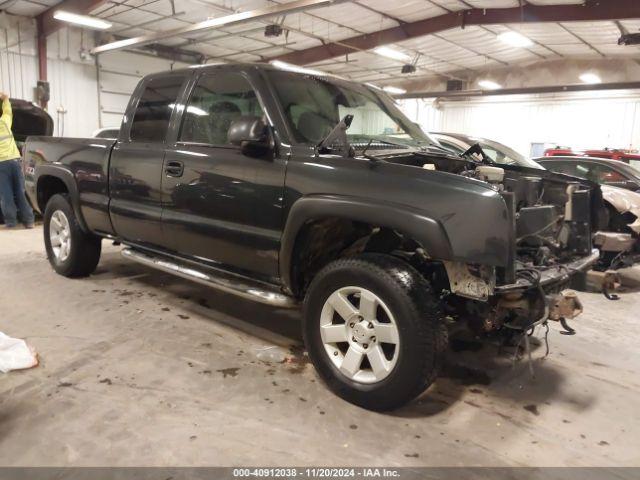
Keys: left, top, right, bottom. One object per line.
{"left": 359, "top": 136, "right": 413, "bottom": 149}
{"left": 317, "top": 114, "right": 354, "bottom": 157}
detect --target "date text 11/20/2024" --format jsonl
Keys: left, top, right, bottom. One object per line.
{"left": 232, "top": 468, "right": 400, "bottom": 478}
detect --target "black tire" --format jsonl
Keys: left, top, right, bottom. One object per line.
{"left": 43, "top": 194, "right": 101, "bottom": 277}
{"left": 303, "top": 253, "right": 447, "bottom": 411}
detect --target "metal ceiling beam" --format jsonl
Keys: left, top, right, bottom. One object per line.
{"left": 557, "top": 22, "right": 606, "bottom": 58}
{"left": 37, "top": 0, "right": 109, "bottom": 37}
{"left": 271, "top": 0, "right": 640, "bottom": 65}
{"left": 91, "top": 0, "right": 348, "bottom": 54}
{"left": 396, "top": 81, "right": 640, "bottom": 99}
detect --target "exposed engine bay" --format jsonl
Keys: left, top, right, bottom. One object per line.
{"left": 378, "top": 147, "right": 601, "bottom": 275}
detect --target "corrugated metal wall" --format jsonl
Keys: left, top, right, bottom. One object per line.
{"left": 400, "top": 90, "right": 640, "bottom": 157}
{"left": 0, "top": 17, "right": 38, "bottom": 105}
{"left": 0, "top": 19, "right": 100, "bottom": 137}
{"left": 0, "top": 16, "right": 186, "bottom": 138}
{"left": 97, "top": 52, "right": 188, "bottom": 130}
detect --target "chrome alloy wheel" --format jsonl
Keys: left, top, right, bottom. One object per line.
{"left": 320, "top": 286, "right": 400, "bottom": 384}
{"left": 49, "top": 210, "right": 71, "bottom": 262}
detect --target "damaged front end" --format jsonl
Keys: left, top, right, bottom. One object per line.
{"left": 430, "top": 159, "right": 603, "bottom": 337}
{"left": 357, "top": 145, "right": 605, "bottom": 339}
{"left": 594, "top": 186, "right": 640, "bottom": 270}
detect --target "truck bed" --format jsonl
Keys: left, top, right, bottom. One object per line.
{"left": 23, "top": 136, "right": 116, "bottom": 235}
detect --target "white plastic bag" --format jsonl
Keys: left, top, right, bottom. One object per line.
{"left": 0, "top": 332, "right": 38, "bottom": 373}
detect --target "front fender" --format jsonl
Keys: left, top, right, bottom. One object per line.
{"left": 279, "top": 195, "right": 454, "bottom": 292}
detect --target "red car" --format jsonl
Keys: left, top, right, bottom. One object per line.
{"left": 544, "top": 146, "right": 640, "bottom": 163}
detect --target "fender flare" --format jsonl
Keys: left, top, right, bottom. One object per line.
{"left": 35, "top": 164, "right": 90, "bottom": 233}
{"left": 279, "top": 195, "right": 453, "bottom": 294}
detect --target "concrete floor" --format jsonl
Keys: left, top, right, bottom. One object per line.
{"left": 1, "top": 226, "right": 639, "bottom": 467}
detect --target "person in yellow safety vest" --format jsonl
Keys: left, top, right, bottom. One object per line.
{"left": 0, "top": 93, "right": 34, "bottom": 229}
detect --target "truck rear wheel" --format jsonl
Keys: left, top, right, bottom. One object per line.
{"left": 44, "top": 194, "right": 101, "bottom": 277}
{"left": 303, "top": 253, "right": 447, "bottom": 411}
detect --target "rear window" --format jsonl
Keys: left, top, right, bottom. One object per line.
{"left": 130, "top": 75, "right": 186, "bottom": 142}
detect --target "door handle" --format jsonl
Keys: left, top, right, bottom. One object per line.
{"left": 165, "top": 161, "right": 184, "bottom": 177}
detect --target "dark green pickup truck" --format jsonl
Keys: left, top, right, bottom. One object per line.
{"left": 22, "top": 63, "right": 603, "bottom": 410}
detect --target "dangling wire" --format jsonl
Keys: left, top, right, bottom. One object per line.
{"left": 543, "top": 322, "right": 550, "bottom": 357}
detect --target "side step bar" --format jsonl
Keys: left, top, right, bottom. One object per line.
{"left": 121, "top": 248, "right": 298, "bottom": 309}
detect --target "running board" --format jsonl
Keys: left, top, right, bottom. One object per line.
{"left": 121, "top": 248, "right": 298, "bottom": 309}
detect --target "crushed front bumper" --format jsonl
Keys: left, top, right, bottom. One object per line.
{"left": 495, "top": 249, "right": 600, "bottom": 293}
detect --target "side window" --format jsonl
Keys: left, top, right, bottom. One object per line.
{"left": 577, "top": 163, "right": 619, "bottom": 183}
{"left": 547, "top": 161, "right": 578, "bottom": 176}
{"left": 593, "top": 165, "right": 626, "bottom": 184}
{"left": 130, "top": 75, "right": 185, "bottom": 142}
{"left": 179, "top": 72, "right": 265, "bottom": 145}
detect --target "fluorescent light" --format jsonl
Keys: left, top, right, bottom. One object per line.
{"left": 169, "top": 104, "right": 208, "bottom": 116}
{"left": 498, "top": 31, "right": 533, "bottom": 48}
{"left": 373, "top": 46, "right": 412, "bottom": 62}
{"left": 270, "top": 60, "right": 326, "bottom": 76}
{"left": 186, "top": 106, "right": 207, "bottom": 116}
{"left": 382, "top": 86, "right": 407, "bottom": 95}
{"left": 580, "top": 72, "right": 602, "bottom": 84}
{"left": 478, "top": 80, "right": 502, "bottom": 90}
{"left": 53, "top": 10, "right": 112, "bottom": 30}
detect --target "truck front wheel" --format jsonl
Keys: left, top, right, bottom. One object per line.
{"left": 44, "top": 194, "right": 101, "bottom": 277}
{"left": 303, "top": 254, "right": 447, "bottom": 411}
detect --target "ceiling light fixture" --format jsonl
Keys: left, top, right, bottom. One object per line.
{"left": 53, "top": 10, "right": 112, "bottom": 30}
{"left": 401, "top": 64, "right": 417, "bottom": 74}
{"left": 579, "top": 72, "right": 602, "bottom": 84}
{"left": 373, "top": 46, "right": 412, "bottom": 62}
{"left": 264, "top": 24, "right": 283, "bottom": 37}
{"left": 270, "top": 60, "right": 326, "bottom": 76}
{"left": 383, "top": 86, "right": 407, "bottom": 95}
{"left": 498, "top": 31, "right": 533, "bottom": 48}
{"left": 478, "top": 80, "right": 502, "bottom": 90}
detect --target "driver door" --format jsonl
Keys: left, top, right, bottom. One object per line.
{"left": 161, "top": 70, "right": 285, "bottom": 283}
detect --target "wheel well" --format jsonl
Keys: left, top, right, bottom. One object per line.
{"left": 37, "top": 176, "right": 68, "bottom": 212}
{"left": 289, "top": 217, "right": 433, "bottom": 297}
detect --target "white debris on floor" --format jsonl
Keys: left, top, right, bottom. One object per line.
{"left": 0, "top": 332, "right": 38, "bottom": 373}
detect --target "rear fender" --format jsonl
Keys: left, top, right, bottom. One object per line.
{"left": 35, "top": 164, "right": 89, "bottom": 233}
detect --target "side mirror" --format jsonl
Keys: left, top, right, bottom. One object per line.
{"left": 227, "top": 116, "right": 273, "bottom": 158}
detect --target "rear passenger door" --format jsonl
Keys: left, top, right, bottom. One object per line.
{"left": 161, "top": 70, "right": 286, "bottom": 283}
{"left": 109, "top": 73, "right": 187, "bottom": 249}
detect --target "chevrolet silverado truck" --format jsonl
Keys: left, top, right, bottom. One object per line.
{"left": 24, "top": 63, "right": 603, "bottom": 411}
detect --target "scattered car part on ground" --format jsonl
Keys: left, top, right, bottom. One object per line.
{"left": 0, "top": 331, "right": 38, "bottom": 373}
{"left": 23, "top": 63, "right": 603, "bottom": 411}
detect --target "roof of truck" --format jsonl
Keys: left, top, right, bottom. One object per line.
{"left": 156, "top": 61, "right": 354, "bottom": 83}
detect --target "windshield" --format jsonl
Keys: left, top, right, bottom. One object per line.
{"left": 615, "top": 162, "right": 640, "bottom": 182}
{"left": 266, "top": 70, "right": 432, "bottom": 148}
